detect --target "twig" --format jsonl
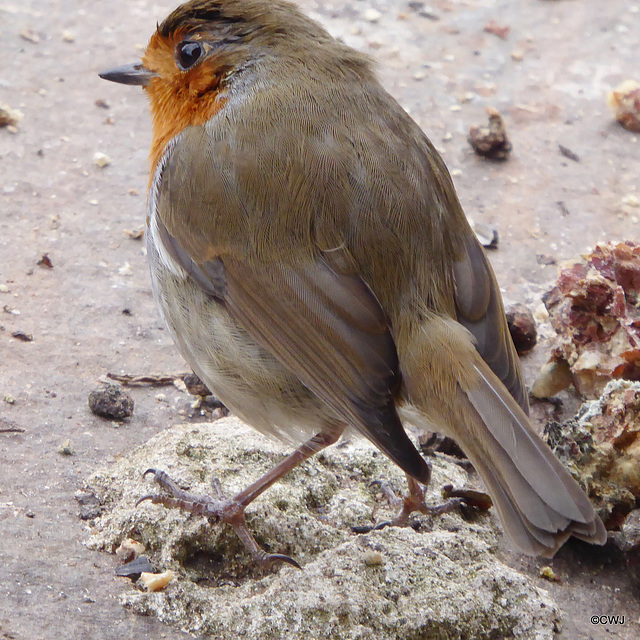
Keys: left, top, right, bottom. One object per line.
{"left": 106, "top": 372, "right": 188, "bottom": 387}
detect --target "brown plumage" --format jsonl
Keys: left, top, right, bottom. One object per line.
{"left": 100, "top": 0, "right": 606, "bottom": 565}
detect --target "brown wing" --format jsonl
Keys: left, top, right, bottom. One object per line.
{"left": 156, "top": 217, "right": 431, "bottom": 484}
{"left": 453, "top": 231, "right": 529, "bottom": 413}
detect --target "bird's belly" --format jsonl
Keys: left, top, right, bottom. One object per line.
{"left": 146, "top": 233, "right": 329, "bottom": 444}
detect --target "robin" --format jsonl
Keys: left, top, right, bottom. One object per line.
{"left": 100, "top": 0, "right": 606, "bottom": 567}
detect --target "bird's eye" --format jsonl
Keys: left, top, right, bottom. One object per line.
{"left": 175, "top": 41, "right": 204, "bottom": 71}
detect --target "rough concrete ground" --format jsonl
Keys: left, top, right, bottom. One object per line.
{"left": 1, "top": 1, "right": 639, "bottom": 639}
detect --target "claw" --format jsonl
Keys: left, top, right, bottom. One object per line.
{"left": 135, "top": 466, "right": 302, "bottom": 570}
{"left": 262, "top": 553, "right": 302, "bottom": 570}
{"left": 135, "top": 493, "right": 156, "bottom": 507}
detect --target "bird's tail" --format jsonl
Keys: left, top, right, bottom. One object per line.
{"left": 407, "top": 357, "right": 607, "bottom": 557}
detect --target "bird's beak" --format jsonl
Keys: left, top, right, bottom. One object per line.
{"left": 99, "top": 62, "right": 157, "bottom": 86}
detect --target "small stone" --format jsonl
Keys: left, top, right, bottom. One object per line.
{"left": 468, "top": 108, "right": 512, "bottom": 160}
{"left": 11, "top": 331, "right": 33, "bottom": 342}
{"left": 0, "top": 104, "right": 23, "bottom": 128}
{"left": 58, "top": 439, "right": 74, "bottom": 456}
{"left": 94, "top": 98, "right": 110, "bottom": 109}
{"left": 19, "top": 29, "right": 40, "bottom": 44}
{"left": 607, "top": 80, "right": 640, "bottom": 132}
{"left": 510, "top": 50, "right": 524, "bottom": 61}
{"left": 484, "top": 20, "right": 510, "bottom": 40}
{"left": 88, "top": 384, "right": 134, "bottom": 421}
{"left": 363, "top": 550, "right": 384, "bottom": 566}
{"left": 183, "top": 372, "right": 213, "bottom": 397}
{"left": 75, "top": 491, "right": 102, "bottom": 520}
{"left": 536, "top": 254, "right": 557, "bottom": 266}
{"left": 471, "top": 221, "right": 499, "bottom": 249}
{"left": 0, "top": 284, "right": 9, "bottom": 293}
{"left": 364, "top": 8, "right": 382, "bottom": 22}
{"left": 622, "top": 194, "right": 639, "bottom": 208}
{"left": 116, "top": 538, "right": 146, "bottom": 563}
{"left": 505, "top": 303, "right": 537, "bottom": 354}
{"left": 4, "top": 395, "right": 15, "bottom": 404}
{"left": 61, "top": 30, "right": 75, "bottom": 43}
{"left": 124, "top": 228, "right": 144, "bottom": 240}
{"left": 93, "top": 152, "right": 111, "bottom": 168}
{"left": 531, "top": 360, "right": 573, "bottom": 398}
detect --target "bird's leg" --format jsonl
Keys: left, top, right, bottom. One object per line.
{"left": 137, "top": 429, "right": 342, "bottom": 569}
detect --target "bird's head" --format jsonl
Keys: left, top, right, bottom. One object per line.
{"left": 99, "top": 0, "right": 333, "bottom": 170}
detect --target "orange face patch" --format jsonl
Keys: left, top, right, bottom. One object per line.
{"left": 142, "top": 30, "right": 229, "bottom": 177}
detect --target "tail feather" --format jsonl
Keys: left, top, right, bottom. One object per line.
{"left": 432, "top": 357, "right": 606, "bottom": 556}
{"left": 468, "top": 450, "right": 570, "bottom": 556}
{"left": 467, "top": 362, "right": 597, "bottom": 524}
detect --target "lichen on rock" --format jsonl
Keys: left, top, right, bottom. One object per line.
{"left": 544, "top": 379, "right": 640, "bottom": 529}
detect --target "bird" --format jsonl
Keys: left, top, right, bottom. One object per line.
{"left": 99, "top": 0, "right": 606, "bottom": 567}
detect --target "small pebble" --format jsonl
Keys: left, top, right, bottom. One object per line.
{"left": 88, "top": 384, "right": 134, "bottom": 420}
{"left": 468, "top": 108, "right": 512, "bottom": 160}
{"left": 364, "top": 8, "right": 382, "bottom": 22}
{"left": 75, "top": 491, "right": 102, "bottom": 520}
{"left": 116, "top": 538, "right": 146, "bottom": 562}
{"left": 58, "top": 439, "right": 74, "bottom": 456}
{"left": 364, "top": 551, "right": 384, "bottom": 566}
{"left": 506, "top": 303, "right": 537, "bottom": 354}
{"left": 19, "top": 29, "right": 40, "bottom": 44}
{"left": 0, "top": 104, "right": 24, "bottom": 128}
{"left": 93, "top": 152, "right": 111, "bottom": 168}
{"left": 62, "top": 30, "right": 75, "bottom": 43}
{"left": 607, "top": 80, "right": 640, "bottom": 132}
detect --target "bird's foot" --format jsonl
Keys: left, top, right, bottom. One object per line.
{"left": 354, "top": 476, "right": 471, "bottom": 534}
{"left": 136, "top": 468, "right": 300, "bottom": 569}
